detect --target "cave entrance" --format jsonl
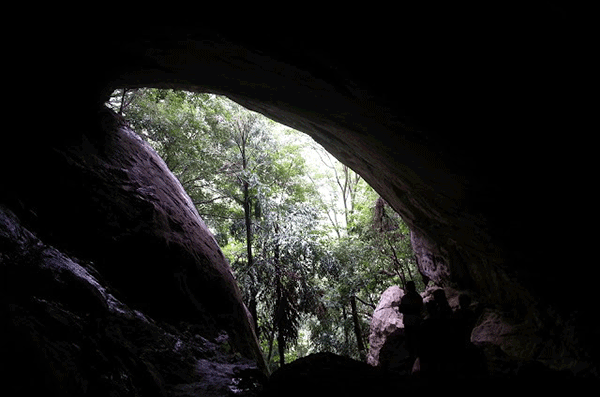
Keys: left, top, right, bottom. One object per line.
{"left": 106, "top": 87, "right": 420, "bottom": 370}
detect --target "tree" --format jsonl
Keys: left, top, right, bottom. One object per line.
{"left": 107, "top": 88, "right": 241, "bottom": 236}
{"left": 297, "top": 145, "right": 421, "bottom": 361}
{"left": 107, "top": 88, "right": 139, "bottom": 115}
{"left": 221, "top": 103, "right": 276, "bottom": 338}
{"left": 214, "top": 108, "right": 325, "bottom": 369}
{"left": 245, "top": 162, "right": 323, "bottom": 368}
{"left": 368, "top": 197, "right": 422, "bottom": 291}
{"left": 304, "top": 148, "right": 375, "bottom": 360}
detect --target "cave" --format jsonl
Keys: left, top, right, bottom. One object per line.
{"left": 2, "top": 9, "right": 595, "bottom": 396}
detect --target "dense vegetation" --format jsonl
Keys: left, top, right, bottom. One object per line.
{"left": 106, "top": 88, "right": 423, "bottom": 371}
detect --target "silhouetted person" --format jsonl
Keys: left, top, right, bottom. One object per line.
{"left": 398, "top": 281, "right": 423, "bottom": 365}
{"left": 451, "top": 294, "right": 484, "bottom": 378}
{"left": 420, "top": 289, "right": 453, "bottom": 378}
{"left": 429, "top": 289, "right": 452, "bottom": 320}
{"left": 454, "top": 294, "right": 476, "bottom": 348}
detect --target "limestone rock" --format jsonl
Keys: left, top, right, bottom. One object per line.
{"left": 411, "top": 229, "right": 451, "bottom": 286}
{"left": 367, "top": 286, "right": 405, "bottom": 368}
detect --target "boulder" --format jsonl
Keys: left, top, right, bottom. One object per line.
{"left": 262, "top": 352, "right": 407, "bottom": 396}
{"left": 367, "top": 286, "right": 406, "bottom": 369}
{"left": 471, "top": 308, "right": 594, "bottom": 376}
{"left": 2, "top": 108, "right": 265, "bottom": 373}
{"left": 1, "top": 204, "right": 266, "bottom": 396}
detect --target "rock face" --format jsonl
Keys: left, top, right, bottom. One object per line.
{"left": 471, "top": 308, "right": 592, "bottom": 376}
{"left": 3, "top": 9, "right": 597, "bottom": 391}
{"left": 368, "top": 284, "right": 594, "bottom": 378}
{"left": 1, "top": 205, "right": 266, "bottom": 396}
{"left": 2, "top": 106, "right": 265, "bottom": 395}
{"left": 367, "top": 286, "right": 405, "bottom": 368}
{"left": 410, "top": 229, "right": 451, "bottom": 286}
{"left": 9, "top": 108, "right": 264, "bottom": 369}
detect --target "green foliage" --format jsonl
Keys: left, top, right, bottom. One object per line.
{"left": 107, "top": 88, "right": 419, "bottom": 366}
{"left": 107, "top": 88, "right": 244, "bottom": 234}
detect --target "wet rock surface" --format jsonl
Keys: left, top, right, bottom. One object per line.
{"left": 1, "top": 205, "right": 265, "bottom": 396}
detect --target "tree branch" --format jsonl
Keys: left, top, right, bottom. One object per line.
{"left": 354, "top": 295, "right": 376, "bottom": 309}
{"left": 193, "top": 196, "right": 231, "bottom": 205}
{"left": 197, "top": 213, "right": 244, "bottom": 220}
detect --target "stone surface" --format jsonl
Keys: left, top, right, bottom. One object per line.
{"left": 2, "top": 108, "right": 264, "bottom": 372}
{"left": 411, "top": 229, "right": 451, "bottom": 286}
{"left": 471, "top": 308, "right": 594, "bottom": 376}
{"left": 367, "top": 284, "right": 594, "bottom": 379}
{"left": 1, "top": 204, "right": 265, "bottom": 396}
{"left": 367, "top": 286, "right": 405, "bottom": 368}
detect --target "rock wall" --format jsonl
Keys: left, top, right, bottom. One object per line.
{"left": 410, "top": 229, "right": 450, "bottom": 286}
{"left": 367, "top": 282, "right": 596, "bottom": 377}
{"left": 1, "top": 204, "right": 266, "bottom": 396}
{"left": 471, "top": 308, "right": 592, "bottom": 375}
{"left": 411, "top": 229, "right": 596, "bottom": 375}
{"left": 1, "top": 107, "right": 267, "bottom": 388}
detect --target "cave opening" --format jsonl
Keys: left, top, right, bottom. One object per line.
{"left": 104, "top": 86, "right": 421, "bottom": 371}
{"left": 2, "top": 16, "right": 597, "bottom": 395}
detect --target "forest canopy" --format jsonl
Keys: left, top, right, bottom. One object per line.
{"left": 106, "top": 88, "right": 422, "bottom": 371}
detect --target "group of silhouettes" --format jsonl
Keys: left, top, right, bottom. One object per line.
{"left": 396, "top": 281, "right": 481, "bottom": 378}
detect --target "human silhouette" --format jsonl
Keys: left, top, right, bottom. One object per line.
{"left": 453, "top": 294, "right": 476, "bottom": 348}
{"left": 398, "top": 281, "right": 423, "bottom": 365}
{"left": 451, "top": 294, "right": 484, "bottom": 378}
{"left": 430, "top": 289, "right": 453, "bottom": 320}
{"left": 419, "top": 288, "right": 453, "bottom": 378}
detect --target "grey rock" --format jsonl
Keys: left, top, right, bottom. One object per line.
{"left": 367, "top": 286, "right": 405, "bottom": 367}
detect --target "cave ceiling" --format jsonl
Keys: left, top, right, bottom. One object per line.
{"left": 13, "top": 8, "right": 583, "bottom": 312}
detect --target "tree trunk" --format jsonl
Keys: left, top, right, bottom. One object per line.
{"left": 248, "top": 293, "right": 259, "bottom": 338}
{"left": 342, "top": 305, "right": 349, "bottom": 354}
{"left": 243, "top": 182, "right": 252, "bottom": 265}
{"left": 388, "top": 239, "right": 409, "bottom": 287}
{"left": 277, "top": 325, "right": 285, "bottom": 367}
{"left": 273, "top": 222, "right": 285, "bottom": 367}
{"left": 266, "top": 328, "right": 276, "bottom": 365}
{"left": 275, "top": 272, "right": 286, "bottom": 367}
{"left": 350, "top": 295, "right": 366, "bottom": 361}
{"left": 243, "top": 178, "right": 259, "bottom": 337}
